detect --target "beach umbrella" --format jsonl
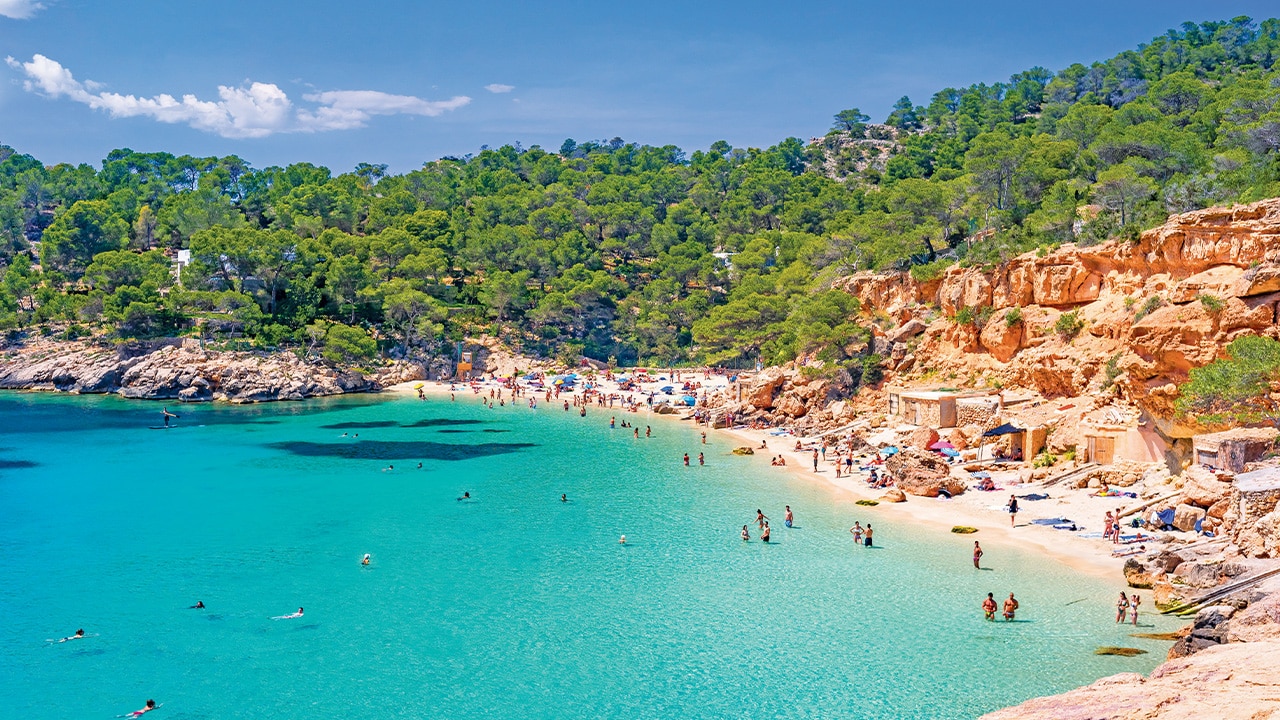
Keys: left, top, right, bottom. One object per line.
{"left": 879, "top": 446, "right": 900, "bottom": 456}
{"left": 982, "top": 423, "right": 1021, "bottom": 437}
{"left": 681, "top": 395, "right": 697, "bottom": 406}
{"left": 928, "top": 440, "right": 954, "bottom": 450}
{"left": 940, "top": 448, "right": 960, "bottom": 457}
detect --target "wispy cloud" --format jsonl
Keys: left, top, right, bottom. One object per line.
{"left": 4, "top": 54, "right": 471, "bottom": 138}
{"left": 0, "top": 0, "right": 44, "bottom": 19}
{"left": 484, "top": 83, "right": 515, "bottom": 94}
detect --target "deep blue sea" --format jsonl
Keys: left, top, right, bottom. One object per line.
{"left": 0, "top": 391, "right": 1175, "bottom": 719}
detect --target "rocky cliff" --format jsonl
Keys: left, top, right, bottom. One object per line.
{"left": 0, "top": 337, "right": 425, "bottom": 403}
{"left": 835, "top": 198, "right": 1280, "bottom": 437}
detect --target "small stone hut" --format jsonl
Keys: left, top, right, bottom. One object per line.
{"left": 1193, "top": 428, "right": 1279, "bottom": 473}
{"left": 886, "top": 387, "right": 1000, "bottom": 429}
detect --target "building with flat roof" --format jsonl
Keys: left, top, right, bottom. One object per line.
{"left": 885, "top": 386, "right": 1000, "bottom": 429}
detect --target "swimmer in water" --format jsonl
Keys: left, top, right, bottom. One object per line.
{"left": 275, "top": 608, "right": 304, "bottom": 619}
{"left": 362, "top": 553, "right": 371, "bottom": 566}
{"left": 741, "top": 525, "right": 750, "bottom": 541}
{"left": 619, "top": 535, "right": 626, "bottom": 544}
{"left": 761, "top": 522, "right": 771, "bottom": 543}
{"left": 698, "top": 452, "right": 704, "bottom": 466}
{"left": 417, "top": 462, "right": 423, "bottom": 469}
{"left": 125, "top": 699, "right": 158, "bottom": 717}
{"left": 784, "top": 506, "right": 793, "bottom": 528}
{"left": 190, "top": 601, "right": 205, "bottom": 609}
{"left": 457, "top": 491, "right": 471, "bottom": 501}
{"left": 560, "top": 494, "right": 568, "bottom": 502}
{"left": 58, "top": 629, "right": 86, "bottom": 643}
{"left": 982, "top": 593, "right": 997, "bottom": 621}
{"left": 755, "top": 509, "right": 769, "bottom": 530}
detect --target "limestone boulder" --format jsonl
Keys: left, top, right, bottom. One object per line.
{"left": 886, "top": 448, "right": 966, "bottom": 498}
{"left": 748, "top": 367, "right": 786, "bottom": 410}
{"left": 1180, "top": 466, "right": 1233, "bottom": 508}
{"left": 775, "top": 394, "right": 808, "bottom": 418}
{"left": 907, "top": 426, "right": 940, "bottom": 451}
{"left": 979, "top": 316, "right": 1024, "bottom": 363}
{"left": 880, "top": 488, "right": 907, "bottom": 503}
{"left": 1123, "top": 558, "right": 1154, "bottom": 589}
{"left": 1172, "top": 503, "right": 1207, "bottom": 532}
{"left": 1233, "top": 262, "right": 1280, "bottom": 297}
{"left": 1226, "top": 594, "right": 1280, "bottom": 643}
{"left": 887, "top": 318, "right": 927, "bottom": 344}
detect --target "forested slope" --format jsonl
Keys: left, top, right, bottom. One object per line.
{"left": 3, "top": 17, "right": 1280, "bottom": 381}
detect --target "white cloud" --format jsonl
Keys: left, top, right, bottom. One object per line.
{"left": 0, "top": 0, "right": 44, "bottom": 19}
{"left": 484, "top": 83, "right": 515, "bottom": 94}
{"left": 4, "top": 54, "right": 470, "bottom": 138}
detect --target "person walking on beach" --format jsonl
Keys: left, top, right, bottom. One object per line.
{"left": 1104, "top": 511, "right": 1115, "bottom": 542}
{"left": 983, "top": 593, "right": 997, "bottom": 621}
{"left": 1115, "top": 591, "right": 1130, "bottom": 623}
{"left": 1129, "top": 594, "right": 1141, "bottom": 626}
{"left": 812, "top": 449, "right": 819, "bottom": 472}
{"left": 1003, "top": 593, "right": 1019, "bottom": 621}
{"left": 1007, "top": 495, "right": 1019, "bottom": 527}
{"left": 864, "top": 524, "right": 874, "bottom": 547}
{"left": 973, "top": 541, "right": 983, "bottom": 569}
{"left": 1115, "top": 507, "right": 1124, "bottom": 543}
{"left": 784, "top": 506, "right": 793, "bottom": 528}
{"left": 850, "top": 522, "right": 863, "bottom": 544}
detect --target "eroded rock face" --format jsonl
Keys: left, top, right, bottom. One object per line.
{"left": 1181, "top": 466, "right": 1234, "bottom": 508}
{"left": 833, "top": 197, "right": 1280, "bottom": 436}
{"left": 980, "top": 640, "right": 1280, "bottom": 720}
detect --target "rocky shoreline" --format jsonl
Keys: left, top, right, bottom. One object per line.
{"left": 0, "top": 337, "right": 426, "bottom": 403}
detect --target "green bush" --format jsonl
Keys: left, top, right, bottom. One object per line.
{"left": 1176, "top": 335, "right": 1280, "bottom": 426}
{"left": 1004, "top": 307, "right": 1023, "bottom": 328}
{"left": 1134, "top": 296, "right": 1163, "bottom": 321}
{"left": 953, "top": 306, "right": 974, "bottom": 326}
{"left": 1055, "top": 311, "right": 1083, "bottom": 339}
{"left": 909, "top": 259, "right": 951, "bottom": 283}
{"left": 1198, "top": 294, "right": 1224, "bottom": 315}
{"left": 1032, "top": 451, "right": 1059, "bottom": 468}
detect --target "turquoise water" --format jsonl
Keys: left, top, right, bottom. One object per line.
{"left": 0, "top": 392, "right": 1175, "bottom": 719}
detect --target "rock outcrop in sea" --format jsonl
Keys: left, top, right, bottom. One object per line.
{"left": 0, "top": 338, "right": 426, "bottom": 403}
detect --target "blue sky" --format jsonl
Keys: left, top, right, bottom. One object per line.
{"left": 1, "top": 1, "right": 1277, "bottom": 172}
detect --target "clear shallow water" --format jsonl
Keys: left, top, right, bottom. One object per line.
{"left": 0, "top": 392, "right": 1176, "bottom": 719}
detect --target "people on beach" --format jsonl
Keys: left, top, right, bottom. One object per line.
{"left": 784, "top": 506, "right": 793, "bottom": 528}
{"left": 864, "top": 524, "right": 874, "bottom": 547}
{"left": 973, "top": 541, "right": 983, "bottom": 569}
{"left": 1003, "top": 593, "right": 1019, "bottom": 621}
{"left": 850, "top": 522, "right": 863, "bottom": 544}
{"left": 812, "top": 449, "right": 819, "bottom": 472}
{"left": 1007, "top": 495, "right": 1019, "bottom": 526}
{"left": 1129, "top": 594, "right": 1141, "bottom": 626}
{"left": 1115, "top": 591, "right": 1130, "bottom": 623}
{"left": 983, "top": 593, "right": 997, "bottom": 621}
{"left": 1104, "top": 511, "right": 1115, "bottom": 542}
{"left": 701, "top": 432, "right": 706, "bottom": 444}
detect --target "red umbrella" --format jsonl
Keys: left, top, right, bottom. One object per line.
{"left": 929, "top": 440, "right": 955, "bottom": 450}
